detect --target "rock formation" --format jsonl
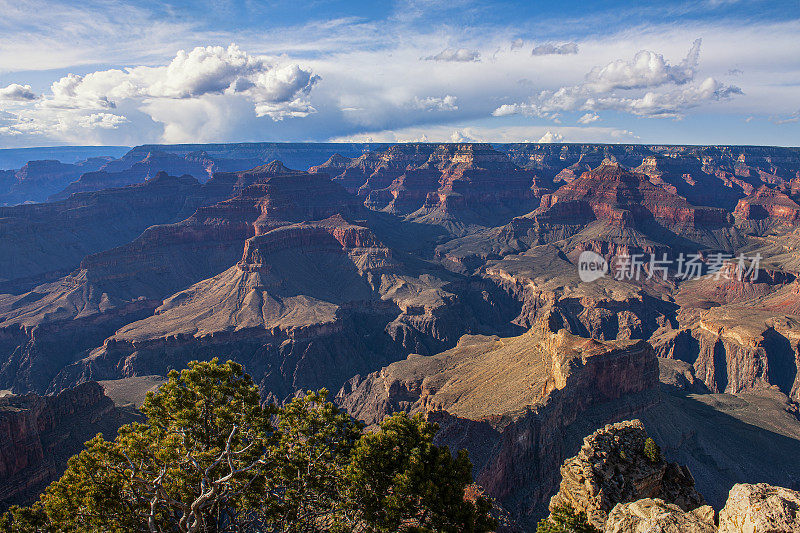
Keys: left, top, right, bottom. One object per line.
{"left": 0, "top": 382, "right": 133, "bottom": 509}
{"left": 0, "top": 172, "right": 211, "bottom": 293}
{"left": 0, "top": 157, "right": 112, "bottom": 206}
{"left": 0, "top": 165, "right": 368, "bottom": 394}
{"left": 58, "top": 213, "right": 517, "bottom": 401}
{"left": 48, "top": 149, "right": 212, "bottom": 200}
{"left": 734, "top": 186, "right": 800, "bottom": 228}
{"left": 548, "top": 419, "right": 705, "bottom": 529}
{"left": 339, "top": 328, "right": 660, "bottom": 529}
{"left": 364, "top": 144, "right": 547, "bottom": 232}
{"left": 604, "top": 498, "right": 716, "bottom": 533}
{"left": 2, "top": 142, "right": 800, "bottom": 525}
{"left": 718, "top": 483, "right": 800, "bottom": 533}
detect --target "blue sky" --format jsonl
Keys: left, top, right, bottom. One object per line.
{"left": 0, "top": 0, "right": 798, "bottom": 147}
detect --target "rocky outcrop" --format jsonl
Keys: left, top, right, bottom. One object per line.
{"left": 0, "top": 382, "right": 132, "bottom": 509}
{"left": 635, "top": 153, "right": 745, "bottom": 210}
{"left": 651, "top": 306, "right": 800, "bottom": 401}
{"left": 49, "top": 149, "right": 213, "bottom": 200}
{"left": 718, "top": 483, "right": 800, "bottom": 533}
{"left": 132, "top": 142, "right": 384, "bottom": 174}
{"left": 339, "top": 329, "right": 660, "bottom": 528}
{"left": 0, "top": 166, "right": 368, "bottom": 394}
{"left": 604, "top": 498, "right": 716, "bottom": 533}
{"left": 530, "top": 159, "right": 735, "bottom": 252}
{"left": 549, "top": 420, "right": 706, "bottom": 529}
{"left": 498, "top": 144, "right": 800, "bottom": 199}
{"left": 478, "top": 245, "right": 677, "bottom": 341}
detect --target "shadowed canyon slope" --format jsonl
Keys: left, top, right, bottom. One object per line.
{"left": 2, "top": 142, "right": 800, "bottom": 527}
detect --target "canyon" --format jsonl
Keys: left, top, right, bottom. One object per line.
{"left": 1, "top": 142, "right": 800, "bottom": 529}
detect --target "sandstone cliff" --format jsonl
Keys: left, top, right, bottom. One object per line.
{"left": 0, "top": 382, "right": 133, "bottom": 509}
{"left": 338, "top": 328, "right": 660, "bottom": 529}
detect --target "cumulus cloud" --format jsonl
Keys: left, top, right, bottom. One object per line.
{"left": 46, "top": 73, "right": 119, "bottom": 109}
{"left": 424, "top": 48, "right": 481, "bottom": 62}
{"left": 531, "top": 42, "right": 579, "bottom": 56}
{"left": 578, "top": 112, "right": 600, "bottom": 124}
{"left": 492, "top": 103, "right": 534, "bottom": 117}
{"left": 330, "top": 123, "right": 636, "bottom": 144}
{"left": 78, "top": 113, "right": 129, "bottom": 129}
{"left": 0, "top": 44, "right": 319, "bottom": 141}
{"left": 412, "top": 95, "right": 458, "bottom": 111}
{"left": 0, "top": 107, "right": 129, "bottom": 138}
{"left": 538, "top": 131, "right": 564, "bottom": 143}
{"left": 449, "top": 128, "right": 483, "bottom": 142}
{"left": 511, "top": 38, "right": 524, "bottom": 50}
{"left": 39, "top": 45, "right": 318, "bottom": 114}
{"left": 588, "top": 77, "right": 743, "bottom": 117}
{"left": 494, "top": 38, "right": 741, "bottom": 120}
{"left": 585, "top": 38, "right": 701, "bottom": 91}
{"left": 0, "top": 83, "right": 38, "bottom": 101}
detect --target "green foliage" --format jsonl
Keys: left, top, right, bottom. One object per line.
{"left": 643, "top": 437, "right": 662, "bottom": 464}
{"left": 41, "top": 358, "right": 277, "bottom": 532}
{"left": 343, "top": 412, "right": 496, "bottom": 532}
{"left": 5, "top": 358, "right": 494, "bottom": 533}
{"left": 536, "top": 504, "right": 600, "bottom": 533}
{"left": 0, "top": 503, "right": 48, "bottom": 533}
{"left": 264, "top": 389, "right": 363, "bottom": 532}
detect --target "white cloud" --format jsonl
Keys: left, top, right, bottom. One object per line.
{"left": 78, "top": 113, "right": 129, "bottom": 129}
{"left": 773, "top": 110, "right": 800, "bottom": 125}
{"left": 1, "top": 44, "right": 319, "bottom": 140}
{"left": 494, "top": 38, "right": 742, "bottom": 120}
{"left": 412, "top": 95, "right": 458, "bottom": 111}
{"left": 537, "top": 130, "right": 564, "bottom": 143}
{"left": 329, "top": 123, "right": 635, "bottom": 144}
{"left": 46, "top": 73, "right": 119, "bottom": 109}
{"left": 449, "top": 128, "right": 483, "bottom": 142}
{"left": 492, "top": 103, "right": 534, "bottom": 117}
{"left": 531, "top": 42, "right": 579, "bottom": 56}
{"left": 0, "top": 83, "right": 37, "bottom": 101}
{"left": 424, "top": 48, "right": 481, "bottom": 62}
{"left": 254, "top": 100, "right": 317, "bottom": 120}
{"left": 40, "top": 45, "right": 318, "bottom": 111}
{"left": 511, "top": 38, "right": 524, "bottom": 50}
{"left": 0, "top": 107, "right": 129, "bottom": 138}
{"left": 0, "top": 4, "right": 797, "bottom": 147}
{"left": 585, "top": 38, "right": 701, "bottom": 91}
{"left": 589, "top": 77, "right": 743, "bottom": 118}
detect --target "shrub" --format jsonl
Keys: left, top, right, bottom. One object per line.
{"left": 644, "top": 437, "right": 662, "bottom": 463}
{"left": 536, "top": 504, "right": 600, "bottom": 533}
{"left": 2, "top": 358, "right": 495, "bottom": 533}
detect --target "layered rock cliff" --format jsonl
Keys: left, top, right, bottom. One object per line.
{"left": 338, "top": 328, "right": 660, "bottom": 529}
{"left": 59, "top": 213, "right": 518, "bottom": 401}
{"left": 0, "top": 382, "right": 132, "bottom": 509}
{"left": 0, "top": 172, "right": 211, "bottom": 293}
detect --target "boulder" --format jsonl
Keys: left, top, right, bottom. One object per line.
{"left": 718, "top": 483, "right": 800, "bottom": 533}
{"left": 604, "top": 498, "right": 715, "bottom": 533}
